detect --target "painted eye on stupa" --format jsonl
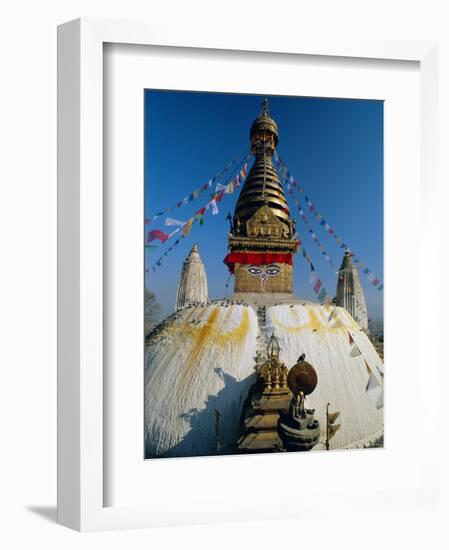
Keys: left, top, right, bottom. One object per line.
{"left": 247, "top": 266, "right": 263, "bottom": 275}
{"left": 265, "top": 265, "right": 281, "bottom": 276}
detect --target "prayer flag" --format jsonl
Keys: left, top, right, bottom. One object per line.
{"left": 210, "top": 199, "right": 219, "bottom": 215}
{"left": 350, "top": 344, "right": 361, "bottom": 357}
{"left": 147, "top": 229, "right": 169, "bottom": 243}
{"left": 215, "top": 182, "right": 227, "bottom": 193}
{"left": 366, "top": 372, "right": 380, "bottom": 391}
{"left": 328, "top": 424, "right": 341, "bottom": 439}
{"left": 314, "top": 279, "right": 322, "bottom": 293}
{"left": 317, "top": 288, "right": 327, "bottom": 302}
{"left": 181, "top": 219, "right": 194, "bottom": 236}
{"left": 165, "top": 217, "right": 186, "bottom": 227}
{"left": 327, "top": 411, "right": 340, "bottom": 425}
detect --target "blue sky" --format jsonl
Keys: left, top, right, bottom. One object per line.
{"left": 145, "top": 91, "right": 383, "bottom": 322}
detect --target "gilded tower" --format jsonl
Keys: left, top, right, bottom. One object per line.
{"left": 224, "top": 99, "right": 299, "bottom": 293}
{"left": 176, "top": 243, "right": 208, "bottom": 310}
{"left": 335, "top": 250, "right": 369, "bottom": 331}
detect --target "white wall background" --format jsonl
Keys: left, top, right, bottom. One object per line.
{"left": 0, "top": 1, "right": 448, "bottom": 548}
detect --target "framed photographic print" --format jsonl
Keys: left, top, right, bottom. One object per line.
{"left": 58, "top": 17, "right": 443, "bottom": 531}
{"left": 142, "top": 90, "right": 384, "bottom": 460}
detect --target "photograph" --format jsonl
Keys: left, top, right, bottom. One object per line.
{"left": 143, "top": 91, "right": 384, "bottom": 458}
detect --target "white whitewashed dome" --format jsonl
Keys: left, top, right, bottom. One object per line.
{"left": 144, "top": 300, "right": 383, "bottom": 458}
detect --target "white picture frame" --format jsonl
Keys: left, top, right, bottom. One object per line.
{"left": 57, "top": 17, "right": 443, "bottom": 531}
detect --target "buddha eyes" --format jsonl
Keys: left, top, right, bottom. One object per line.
{"left": 247, "top": 265, "right": 281, "bottom": 276}
{"left": 266, "top": 266, "right": 281, "bottom": 276}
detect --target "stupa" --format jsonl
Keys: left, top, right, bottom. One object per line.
{"left": 144, "top": 100, "right": 383, "bottom": 458}
{"left": 335, "top": 250, "right": 369, "bottom": 331}
{"left": 175, "top": 243, "right": 208, "bottom": 311}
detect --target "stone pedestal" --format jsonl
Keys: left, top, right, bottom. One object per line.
{"left": 278, "top": 398, "right": 320, "bottom": 452}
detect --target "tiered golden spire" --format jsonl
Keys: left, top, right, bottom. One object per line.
{"left": 234, "top": 99, "right": 292, "bottom": 233}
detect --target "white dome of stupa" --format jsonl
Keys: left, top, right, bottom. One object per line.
{"left": 144, "top": 299, "right": 383, "bottom": 458}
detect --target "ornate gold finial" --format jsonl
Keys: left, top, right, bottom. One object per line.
{"left": 250, "top": 98, "right": 279, "bottom": 151}
{"left": 259, "top": 333, "right": 288, "bottom": 395}
{"left": 261, "top": 97, "right": 269, "bottom": 116}
{"left": 267, "top": 332, "right": 280, "bottom": 360}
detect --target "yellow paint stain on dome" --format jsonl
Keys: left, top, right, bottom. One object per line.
{"left": 176, "top": 305, "right": 209, "bottom": 338}
{"left": 271, "top": 305, "right": 355, "bottom": 334}
{"left": 216, "top": 309, "right": 250, "bottom": 347}
{"left": 189, "top": 307, "right": 220, "bottom": 365}
{"left": 308, "top": 306, "right": 327, "bottom": 330}
{"left": 288, "top": 307, "right": 301, "bottom": 325}
{"left": 333, "top": 307, "right": 358, "bottom": 330}
{"left": 174, "top": 307, "right": 250, "bottom": 399}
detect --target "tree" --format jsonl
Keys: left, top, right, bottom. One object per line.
{"left": 145, "top": 289, "right": 161, "bottom": 335}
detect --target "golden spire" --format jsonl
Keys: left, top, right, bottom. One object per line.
{"left": 234, "top": 98, "right": 291, "bottom": 232}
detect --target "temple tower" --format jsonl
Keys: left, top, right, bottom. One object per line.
{"left": 175, "top": 243, "right": 208, "bottom": 310}
{"left": 224, "top": 99, "right": 299, "bottom": 293}
{"left": 335, "top": 251, "right": 368, "bottom": 331}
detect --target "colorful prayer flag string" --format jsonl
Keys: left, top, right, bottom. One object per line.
{"left": 283, "top": 180, "right": 337, "bottom": 270}
{"left": 273, "top": 152, "right": 383, "bottom": 291}
{"left": 301, "top": 246, "right": 331, "bottom": 303}
{"left": 145, "top": 150, "right": 250, "bottom": 224}
{"left": 146, "top": 165, "right": 249, "bottom": 272}
{"left": 145, "top": 160, "right": 248, "bottom": 252}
